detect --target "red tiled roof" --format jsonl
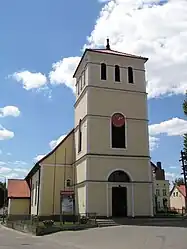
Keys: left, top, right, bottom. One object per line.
{"left": 8, "top": 179, "right": 30, "bottom": 198}
{"left": 90, "top": 48, "right": 148, "bottom": 61}
{"left": 178, "top": 185, "right": 186, "bottom": 197}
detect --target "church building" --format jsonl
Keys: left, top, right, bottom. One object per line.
{"left": 7, "top": 40, "right": 154, "bottom": 219}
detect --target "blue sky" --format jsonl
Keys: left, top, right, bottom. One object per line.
{"left": 0, "top": 0, "right": 187, "bottom": 183}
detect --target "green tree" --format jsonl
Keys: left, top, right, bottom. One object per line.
{"left": 172, "top": 177, "right": 185, "bottom": 186}
{"left": 0, "top": 182, "right": 7, "bottom": 209}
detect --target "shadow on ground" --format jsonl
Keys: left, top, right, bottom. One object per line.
{"left": 112, "top": 217, "right": 187, "bottom": 228}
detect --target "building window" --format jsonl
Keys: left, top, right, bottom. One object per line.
{"left": 35, "top": 181, "right": 38, "bottom": 206}
{"left": 111, "top": 113, "right": 126, "bottom": 149}
{"left": 173, "top": 192, "right": 175, "bottom": 197}
{"left": 163, "top": 189, "right": 167, "bottom": 196}
{"left": 108, "top": 170, "right": 131, "bottom": 182}
{"left": 78, "top": 119, "right": 82, "bottom": 153}
{"left": 66, "top": 179, "right": 71, "bottom": 187}
{"left": 115, "top": 65, "right": 120, "bottom": 82}
{"left": 156, "top": 189, "right": 160, "bottom": 196}
{"left": 101, "top": 63, "right": 107, "bottom": 80}
{"left": 128, "top": 67, "right": 134, "bottom": 83}
{"left": 163, "top": 198, "right": 167, "bottom": 208}
{"left": 176, "top": 192, "right": 178, "bottom": 197}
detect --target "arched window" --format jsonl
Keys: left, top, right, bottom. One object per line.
{"left": 78, "top": 119, "right": 82, "bottom": 152}
{"left": 128, "top": 67, "right": 134, "bottom": 83}
{"left": 111, "top": 113, "right": 126, "bottom": 148}
{"left": 101, "top": 63, "right": 107, "bottom": 80}
{"left": 115, "top": 65, "right": 120, "bottom": 82}
{"left": 108, "top": 170, "right": 131, "bottom": 182}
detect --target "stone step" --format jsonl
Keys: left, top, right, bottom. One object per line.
{"left": 96, "top": 219, "right": 119, "bottom": 228}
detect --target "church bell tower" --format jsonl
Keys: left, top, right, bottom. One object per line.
{"left": 73, "top": 39, "right": 153, "bottom": 217}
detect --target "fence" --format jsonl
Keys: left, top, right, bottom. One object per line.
{"left": 154, "top": 207, "right": 186, "bottom": 216}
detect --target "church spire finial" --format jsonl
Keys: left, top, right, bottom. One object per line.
{"left": 106, "top": 38, "right": 111, "bottom": 50}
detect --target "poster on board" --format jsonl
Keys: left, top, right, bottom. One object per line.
{"left": 60, "top": 190, "right": 75, "bottom": 215}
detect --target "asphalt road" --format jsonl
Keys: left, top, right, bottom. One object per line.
{"left": 0, "top": 224, "right": 187, "bottom": 249}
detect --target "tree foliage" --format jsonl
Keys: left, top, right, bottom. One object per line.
{"left": 172, "top": 177, "right": 185, "bottom": 186}
{"left": 183, "top": 93, "right": 187, "bottom": 116}
{"left": 0, "top": 182, "right": 7, "bottom": 209}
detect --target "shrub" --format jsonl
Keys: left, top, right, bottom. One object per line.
{"left": 80, "top": 216, "right": 89, "bottom": 224}
{"left": 43, "top": 220, "right": 54, "bottom": 227}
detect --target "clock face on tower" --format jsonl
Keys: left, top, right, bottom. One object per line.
{"left": 112, "top": 113, "right": 125, "bottom": 127}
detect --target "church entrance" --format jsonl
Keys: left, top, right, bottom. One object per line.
{"left": 108, "top": 170, "right": 131, "bottom": 217}
{"left": 112, "top": 187, "right": 127, "bottom": 217}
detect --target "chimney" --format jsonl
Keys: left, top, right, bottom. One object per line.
{"left": 157, "top": 161, "right": 162, "bottom": 169}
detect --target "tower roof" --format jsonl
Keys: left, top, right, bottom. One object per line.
{"left": 73, "top": 39, "right": 148, "bottom": 78}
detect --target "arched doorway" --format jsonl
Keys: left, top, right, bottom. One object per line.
{"left": 108, "top": 170, "right": 131, "bottom": 217}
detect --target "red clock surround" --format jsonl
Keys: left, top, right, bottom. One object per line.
{"left": 112, "top": 113, "right": 125, "bottom": 127}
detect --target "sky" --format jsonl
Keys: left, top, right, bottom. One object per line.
{"left": 0, "top": 0, "right": 187, "bottom": 184}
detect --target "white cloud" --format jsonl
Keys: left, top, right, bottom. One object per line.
{"left": 0, "top": 164, "right": 29, "bottom": 179}
{"left": 49, "top": 134, "right": 66, "bottom": 149}
{"left": 12, "top": 71, "right": 47, "bottom": 90}
{"left": 12, "top": 160, "right": 28, "bottom": 166}
{"left": 14, "top": 168, "right": 29, "bottom": 174}
{"left": 34, "top": 154, "right": 46, "bottom": 162}
{"left": 149, "top": 118, "right": 187, "bottom": 137}
{"left": 0, "top": 106, "right": 20, "bottom": 118}
{"left": 169, "top": 166, "right": 177, "bottom": 169}
{"left": 84, "top": 0, "right": 187, "bottom": 98}
{"left": 4, "top": 172, "right": 19, "bottom": 179}
{"left": 149, "top": 136, "right": 159, "bottom": 151}
{"left": 0, "top": 162, "right": 6, "bottom": 166}
{"left": 0, "top": 166, "right": 12, "bottom": 174}
{"left": 148, "top": 117, "right": 187, "bottom": 150}
{"left": 49, "top": 57, "right": 80, "bottom": 92}
{"left": 9, "top": 0, "right": 187, "bottom": 99}
{"left": 0, "top": 125, "right": 14, "bottom": 140}
{"left": 165, "top": 172, "right": 181, "bottom": 184}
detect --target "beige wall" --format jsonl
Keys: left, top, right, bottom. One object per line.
{"left": 87, "top": 51, "right": 146, "bottom": 91}
{"left": 170, "top": 187, "right": 185, "bottom": 210}
{"left": 75, "top": 91, "right": 88, "bottom": 127}
{"left": 73, "top": 49, "right": 153, "bottom": 217}
{"left": 87, "top": 156, "right": 151, "bottom": 182}
{"left": 40, "top": 131, "right": 75, "bottom": 166}
{"left": 31, "top": 170, "right": 39, "bottom": 215}
{"left": 38, "top": 165, "right": 74, "bottom": 216}
{"left": 87, "top": 116, "right": 149, "bottom": 156}
{"left": 76, "top": 185, "right": 86, "bottom": 214}
{"left": 133, "top": 183, "right": 152, "bottom": 216}
{"left": 74, "top": 119, "right": 88, "bottom": 160}
{"left": 75, "top": 159, "right": 87, "bottom": 183}
{"left": 33, "top": 132, "right": 75, "bottom": 216}
{"left": 8, "top": 198, "right": 30, "bottom": 215}
{"left": 86, "top": 182, "right": 152, "bottom": 217}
